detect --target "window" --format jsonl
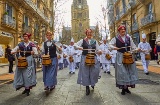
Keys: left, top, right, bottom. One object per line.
{"left": 133, "top": 13, "right": 136, "bottom": 23}
{"left": 78, "top": 13, "right": 82, "bottom": 18}
{"left": 34, "top": 24, "right": 39, "bottom": 38}
{"left": 78, "top": 0, "right": 81, "bottom": 4}
{"left": 5, "top": 4, "right": 12, "bottom": 17}
{"left": 122, "top": 0, "right": 126, "bottom": 13}
{"left": 23, "top": 15, "right": 29, "bottom": 26}
{"left": 148, "top": 3, "right": 152, "bottom": 14}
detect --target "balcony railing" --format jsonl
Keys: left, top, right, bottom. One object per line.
{"left": 141, "top": 13, "right": 156, "bottom": 26}
{"left": 24, "top": 0, "right": 49, "bottom": 23}
{"left": 132, "top": 22, "right": 138, "bottom": 31}
{"left": 119, "top": 9, "right": 126, "bottom": 18}
{"left": 2, "top": 15, "right": 16, "bottom": 28}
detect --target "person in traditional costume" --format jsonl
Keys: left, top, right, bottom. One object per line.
{"left": 75, "top": 49, "right": 82, "bottom": 69}
{"left": 111, "top": 49, "right": 117, "bottom": 68}
{"left": 109, "top": 25, "right": 138, "bottom": 95}
{"left": 75, "top": 29, "right": 101, "bottom": 96}
{"left": 11, "top": 33, "right": 38, "bottom": 96}
{"left": 41, "top": 31, "right": 62, "bottom": 91}
{"left": 66, "top": 38, "right": 76, "bottom": 74}
{"left": 58, "top": 45, "right": 63, "bottom": 70}
{"left": 138, "top": 33, "right": 152, "bottom": 75}
{"left": 62, "top": 45, "right": 68, "bottom": 68}
{"left": 99, "top": 36, "right": 112, "bottom": 74}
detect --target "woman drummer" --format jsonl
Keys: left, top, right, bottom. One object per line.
{"left": 41, "top": 31, "right": 62, "bottom": 91}
{"left": 75, "top": 29, "right": 101, "bottom": 95}
{"left": 11, "top": 33, "right": 38, "bottom": 96}
{"left": 109, "top": 25, "right": 138, "bottom": 95}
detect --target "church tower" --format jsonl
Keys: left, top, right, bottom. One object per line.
{"left": 71, "top": 0, "right": 90, "bottom": 42}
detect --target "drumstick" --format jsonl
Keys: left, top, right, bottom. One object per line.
{"left": 118, "top": 46, "right": 131, "bottom": 50}
{"left": 82, "top": 49, "right": 96, "bottom": 51}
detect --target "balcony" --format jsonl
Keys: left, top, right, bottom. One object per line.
{"left": 119, "top": 9, "right": 126, "bottom": 18}
{"left": 2, "top": 15, "right": 16, "bottom": 28}
{"left": 132, "top": 22, "right": 138, "bottom": 31}
{"left": 141, "top": 13, "right": 156, "bottom": 26}
{"left": 24, "top": 0, "right": 49, "bottom": 24}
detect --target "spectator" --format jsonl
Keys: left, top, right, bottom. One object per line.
{"left": 6, "top": 45, "right": 14, "bottom": 73}
{"left": 154, "top": 45, "right": 158, "bottom": 61}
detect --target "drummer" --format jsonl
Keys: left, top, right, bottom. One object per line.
{"left": 11, "top": 33, "right": 38, "bottom": 96}
{"left": 41, "top": 31, "right": 62, "bottom": 91}
{"left": 109, "top": 25, "right": 138, "bottom": 95}
{"left": 66, "top": 38, "right": 76, "bottom": 74}
{"left": 138, "top": 33, "right": 152, "bottom": 75}
{"left": 99, "top": 35, "right": 112, "bottom": 74}
{"left": 75, "top": 29, "right": 101, "bottom": 96}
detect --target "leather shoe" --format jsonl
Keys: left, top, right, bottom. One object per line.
{"left": 22, "top": 89, "right": 27, "bottom": 94}
{"left": 121, "top": 89, "right": 125, "bottom": 95}
{"left": 86, "top": 86, "right": 90, "bottom": 96}
{"left": 125, "top": 88, "right": 131, "bottom": 94}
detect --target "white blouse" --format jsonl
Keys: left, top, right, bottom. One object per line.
{"left": 74, "top": 39, "right": 100, "bottom": 50}
{"left": 109, "top": 34, "right": 137, "bottom": 51}
{"left": 11, "top": 41, "right": 38, "bottom": 54}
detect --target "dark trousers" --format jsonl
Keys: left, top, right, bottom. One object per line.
{"left": 9, "top": 61, "right": 13, "bottom": 73}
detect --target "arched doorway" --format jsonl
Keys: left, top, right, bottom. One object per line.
{"left": 149, "top": 32, "right": 156, "bottom": 60}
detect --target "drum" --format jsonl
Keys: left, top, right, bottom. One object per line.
{"left": 63, "top": 54, "right": 67, "bottom": 58}
{"left": 17, "top": 57, "right": 28, "bottom": 69}
{"left": 145, "top": 54, "right": 151, "bottom": 60}
{"left": 42, "top": 55, "right": 51, "bottom": 66}
{"left": 157, "top": 41, "right": 160, "bottom": 46}
{"left": 85, "top": 54, "right": 95, "bottom": 66}
{"left": 105, "top": 54, "right": 112, "bottom": 60}
{"left": 122, "top": 52, "right": 134, "bottom": 64}
{"left": 57, "top": 55, "right": 61, "bottom": 59}
{"left": 69, "top": 56, "right": 74, "bottom": 62}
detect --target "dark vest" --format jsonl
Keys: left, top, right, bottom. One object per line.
{"left": 82, "top": 39, "right": 96, "bottom": 55}
{"left": 44, "top": 41, "right": 57, "bottom": 58}
{"left": 116, "top": 35, "right": 130, "bottom": 53}
{"left": 18, "top": 42, "right": 34, "bottom": 57}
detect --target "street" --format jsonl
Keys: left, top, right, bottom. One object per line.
{"left": 0, "top": 66, "right": 160, "bottom": 105}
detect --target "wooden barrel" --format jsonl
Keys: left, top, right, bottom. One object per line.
{"left": 69, "top": 56, "right": 74, "bottom": 62}
{"left": 17, "top": 57, "right": 28, "bottom": 69}
{"left": 57, "top": 55, "right": 61, "bottom": 59}
{"left": 145, "top": 54, "right": 151, "bottom": 60}
{"left": 122, "top": 52, "right": 134, "bottom": 64}
{"left": 85, "top": 54, "right": 95, "bottom": 66}
{"left": 42, "top": 55, "right": 51, "bottom": 66}
{"left": 105, "top": 54, "right": 112, "bottom": 60}
{"left": 63, "top": 54, "right": 67, "bottom": 58}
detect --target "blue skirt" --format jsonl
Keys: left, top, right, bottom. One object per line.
{"left": 42, "top": 57, "right": 58, "bottom": 87}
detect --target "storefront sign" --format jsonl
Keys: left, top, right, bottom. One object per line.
{"left": 0, "top": 31, "right": 13, "bottom": 37}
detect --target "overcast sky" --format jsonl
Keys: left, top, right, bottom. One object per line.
{"left": 54, "top": 0, "right": 109, "bottom": 40}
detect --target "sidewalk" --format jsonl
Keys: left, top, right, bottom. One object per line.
{"left": 0, "top": 65, "right": 42, "bottom": 86}
{"left": 136, "top": 60, "right": 160, "bottom": 74}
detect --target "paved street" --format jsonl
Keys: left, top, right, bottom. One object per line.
{"left": 0, "top": 65, "right": 160, "bottom": 105}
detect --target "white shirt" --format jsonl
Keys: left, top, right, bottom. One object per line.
{"left": 12, "top": 41, "right": 38, "bottom": 54}
{"left": 74, "top": 38, "right": 100, "bottom": 50}
{"left": 138, "top": 42, "right": 152, "bottom": 55}
{"left": 109, "top": 34, "right": 137, "bottom": 51}
{"left": 41, "top": 40, "right": 61, "bottom": 54}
